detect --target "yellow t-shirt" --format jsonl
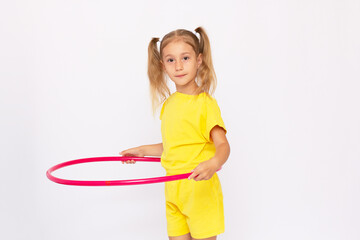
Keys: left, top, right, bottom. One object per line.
{"left": 160, "top": 91, "right": 226, "bottom": 175}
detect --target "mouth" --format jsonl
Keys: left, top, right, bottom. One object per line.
{"left": 175, "top": 74, "right": 187, "bottom": 78}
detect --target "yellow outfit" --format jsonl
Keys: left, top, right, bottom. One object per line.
{"left": 160, "top": 91, "right": 226, "bottom": 238}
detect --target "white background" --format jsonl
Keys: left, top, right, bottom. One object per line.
{"left": 1, "top": 0, "right": 359, "bottom": 239}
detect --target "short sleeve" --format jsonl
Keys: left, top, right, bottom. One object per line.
{"left": 159, "top": 100, "right": 166, "bottom": 120}
{"left": 202, "top": 96, "right": 227, "bottom": 142}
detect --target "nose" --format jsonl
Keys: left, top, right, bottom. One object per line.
{"left": 175, "top": 61, "right": 183, "bottom": 71}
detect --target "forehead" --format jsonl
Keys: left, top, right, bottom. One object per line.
{"left": 162, "top": 40, "right": 196, "bottom": 57}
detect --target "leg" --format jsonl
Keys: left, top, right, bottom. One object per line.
{"left": 169, "top": 233, "right": 192, "bottom": 240}
{"left": 192, "top": 236, "right": 217, "bottom": 240}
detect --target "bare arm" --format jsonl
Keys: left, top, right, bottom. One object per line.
{"left": 120, "top": 143, "right": 163, "bottom": 163}
{"left": 188, "top": 126, "right": 230, "bottom": 180}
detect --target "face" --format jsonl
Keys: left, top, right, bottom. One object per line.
{"left": 161, "top": 40, "right": 202, "bottom": 94}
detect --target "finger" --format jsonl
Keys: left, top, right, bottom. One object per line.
{"left": 194, "top": 174, "right": 202, "bottom": 181}
{"left": 120, "top": 150, "right": 137, "bottom": 157}
{"left": 120, "top": 150, "right": 130, "bottom": 155}
{"left": 122, "top": 153, "right": 134, "bottom": 157}
{"left": 196, "top": 172, "right": 213, "bottom": 181}
{"left": 188, "top": 170, "right": 196, "bottom": 180}
{"left": 189, "top": 170, "right": 201, "bottom": 180}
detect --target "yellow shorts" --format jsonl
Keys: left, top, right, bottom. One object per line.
{"left": 165, "top": 173, "right": 224, "bottom": 239}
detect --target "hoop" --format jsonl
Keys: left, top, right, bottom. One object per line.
{"left": 46, "top": 156, "right": 194, "bottom": 186}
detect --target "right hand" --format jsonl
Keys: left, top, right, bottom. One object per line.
{"left": 119, "top": 146, "right": 144, "bottom": 164}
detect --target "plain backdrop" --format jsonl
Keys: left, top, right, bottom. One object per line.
{"left": 1, "top": 0, "right": 359, "bottom": 239}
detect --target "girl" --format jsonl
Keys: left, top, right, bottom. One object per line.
{"left": 120, "top": 27, "right": 230, "bottom": 240}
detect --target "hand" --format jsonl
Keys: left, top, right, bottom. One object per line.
{"left": 188, "top": 158, "right": 220, "bottom": 181}
{"left": 119, "top": 147, "right": 144, "bottom": 164}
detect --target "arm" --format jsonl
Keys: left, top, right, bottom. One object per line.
{"left": 120, "top": 143, "right": 163, "bottom": 163}
{"left": 188, "top": 126, "right": 230, "bottom": 181}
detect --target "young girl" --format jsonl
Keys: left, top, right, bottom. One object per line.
{"left": 120, "top": 27, "right": 230, "bottom": 240}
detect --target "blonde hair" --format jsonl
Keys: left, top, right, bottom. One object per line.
{"left": 148, "top": 27, "right": 217, "bottom": 112}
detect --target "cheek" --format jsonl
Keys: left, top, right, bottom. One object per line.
{"left": 191, "top": 62, "right": 199, "bottom": 72}
{"left": 164, "top": 64, "right": 172, "bottom": 73}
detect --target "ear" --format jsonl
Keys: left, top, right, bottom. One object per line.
{"left": 197, "top": 53, "right": 203, "bottom": 68}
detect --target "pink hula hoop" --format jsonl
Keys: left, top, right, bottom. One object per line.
{"left": 46, "top": 156, "right": 193, "bottom": 186}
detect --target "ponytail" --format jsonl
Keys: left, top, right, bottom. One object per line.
{"left": 195, "top": 27, "right": 217, "bottom": 95}
{"left": 148, "top": 37, "right": 170, "bottom": 113}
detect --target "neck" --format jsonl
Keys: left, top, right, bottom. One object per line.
{"left": 175, "top": 82, "right": 198, "bottom": 95}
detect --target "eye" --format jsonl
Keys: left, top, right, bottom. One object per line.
{"left": 183, "top": 56, "right": 190, "bottom": 61}
{"left": 167, "top": 58, "right": 174, "bottom": 63}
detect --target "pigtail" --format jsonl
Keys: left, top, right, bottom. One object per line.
{"left": 195, "top": 27, "right": 217, "bottom": 95}
{"left": 148, "top": 37, "right": 170, "bottom": 113}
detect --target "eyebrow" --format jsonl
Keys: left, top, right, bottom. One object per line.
{"left": 164, "top": 52, "right": 192, "bottom": 58}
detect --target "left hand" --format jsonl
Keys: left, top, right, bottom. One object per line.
{"left": 188, "top": 158, "right": 220, "bottom": 181}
